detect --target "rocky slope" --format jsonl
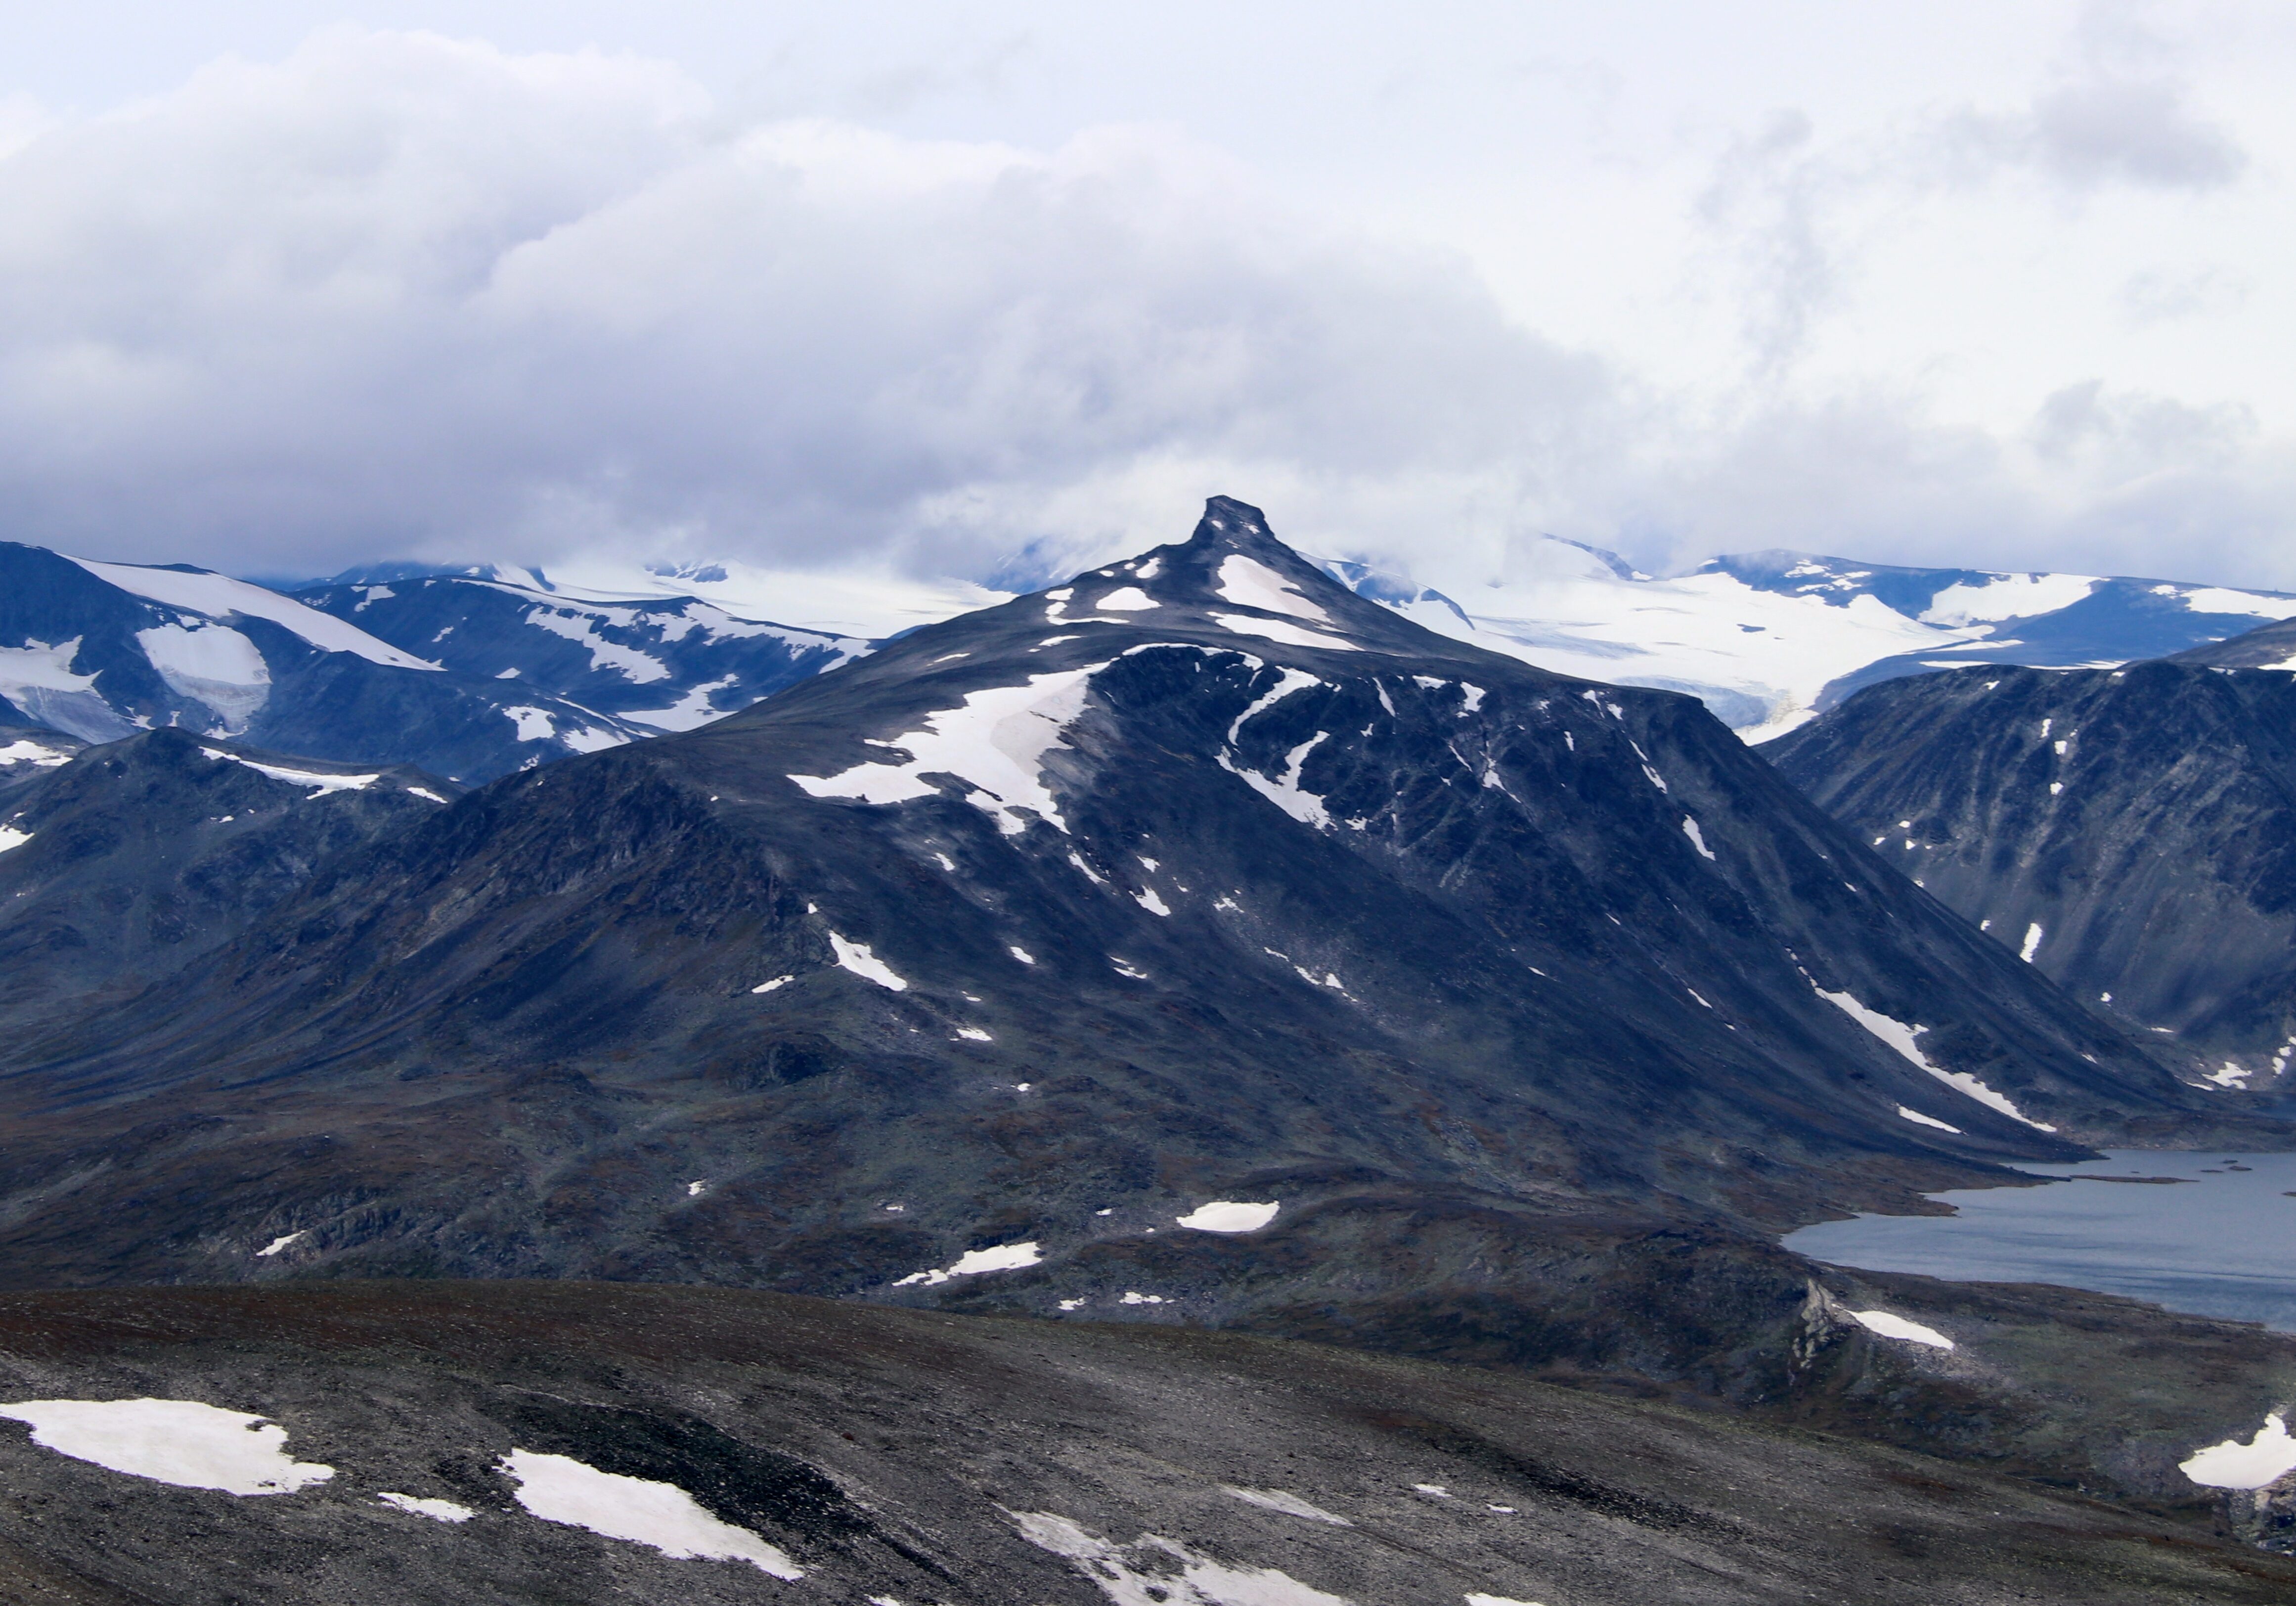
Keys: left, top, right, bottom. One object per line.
{"left": 1765, "top": 651, "right": 2296, "bottom": 1092}
{"left": 0, "top": 1280, "right": 2290, "bottom": 1605}
{"left": 0, "top": 727, "right": 459, "bottom": 1036}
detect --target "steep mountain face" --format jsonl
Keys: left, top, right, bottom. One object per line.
{"left": 0, "top": 727, "right": 459, "bottom": 1036}
{"left": 1354, "top": 540, "right": 2296, "bottom": 738}
{"left": 294, "top": 574, "right": 866, "bottom": 733}
{"left": 0, "top": 542, "right": 642, "bottom": 780}
{"left": 1766, "top": 656, "right": 2296, "bottom": 1091}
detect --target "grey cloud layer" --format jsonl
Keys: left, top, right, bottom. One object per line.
{"left": 0, "top": 26, "right": 2287, "bottom": 590}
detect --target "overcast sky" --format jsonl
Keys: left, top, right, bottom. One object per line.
{"left": 1, "top": 1, "right": 2290, "bottom": 592}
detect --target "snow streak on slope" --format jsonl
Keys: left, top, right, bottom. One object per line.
{"left": 1817, "top": 987, "right": 2057, "bottom": 1131}
{"left": 70, "top": 558, "right": 440, "bottom": 669}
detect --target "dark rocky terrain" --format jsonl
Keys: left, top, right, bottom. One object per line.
{"left": 1766, "top": 649, "right": 2296, "bottom": 1092}
{"left": 293, "top": 573, "right": 866, "bottom": 735}
{"left": 0, "top": 728, "right": 461, "bottom": 1038}
{"left": 0, "top": 1279, "right": 2291, "bottom": 1606}
{"left": 0, "top": 542, "right": 645, "bottom": 780}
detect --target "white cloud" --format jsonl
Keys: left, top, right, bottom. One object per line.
{"left": 0, "top": 16, "right": 2288, "bottom": 596}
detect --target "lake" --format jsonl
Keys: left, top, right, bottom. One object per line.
{"left": 1783, "top": 1149, "right": 2296, "bottom": 1332}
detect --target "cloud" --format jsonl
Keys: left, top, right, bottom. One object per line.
{"left": 0, "top": 25, "right": 2287, "bottom": 601}
{"left": 1980, "top": 77, "right": 2247, "bottom": 191}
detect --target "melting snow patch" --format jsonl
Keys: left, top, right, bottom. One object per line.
{"left": 1848, "top": 1310, "right": 1955, "bottom": 1350}
{"left": 502, "top": 706, "right": 557, "bottom": 743}
{"left": 1465, "top": 1596, "right": 1545, "bottom": 1606}
{"left": 1135, "top": 889, "right": 1172, "bottom": 916}
{"left": 380, "top": 1492, "right": 474, "bottom": 1522}
{"left": 501, "top": 1450, "right": 802, "bottom": 1577}
{"left": 789, "top": 664, "right": 1106, "bottom": 835}
{"left": 2020, "top": 923, "right": 2044, "bottom": 962}
{"left": 2181, "top": 1415, "right": 2296, "bottom": 1489}
{"left": 1681, "top": 817, "right": 1716, "bottom": 859}
{"left": 406, "top": 787, "right": 449, "bottom": 804}
{"left": 1010, "top": 945, "right": 1036, "bottom": 964}
{"left": 1176, "top": 1201, "right": 1279, "bottom": 1233}
{"left": 955, "top": 1026, "right": 993, "bottom": 1042}
{"left": 1413, "top": 1484, "right": 1451, "bottom": 1497}
{"left": 1069, "top": 851, "right": 1105, "bottom": 884}
{"left": 1095, "top": 587, "right": 1158, "bottom": 611}
{"left": 828, "top": 934, "right": 907, "bottom": 991}
{"left": 1224, "top": 1488, "right": 1351, "bottom": 1526}
{"left": 1212, "top": 614, "right": 1360, "bottom": 653}
{"left": 1817, "top": 987, "right": 2056, "bottom": 1130}
{"left": 751, "top": 975, "right": 794, "bottom": 994}
{"left": 2207, "top": 1062, "right": 2253, "bottom": 1089}
{"left": 1897, "top": 1106, "right": 1962, "bottom": 1133}
{"left": 2, "top": 825, "right": 38, "bottom": 856}
{"left": 1007, "top": 1510, "right": 1351, "bottom": 1606}
{"left": 895, "top": 1241, "right": 1044, "bottom": 1286}
{"left": 1215, "top": 555, "right": 1334, "bottom": 623}
{"left": 201, "top": 749, "right": 379, "bottom": 796}
{"left": 0, "top": 1399, "right": 334, "bottom": 1495}
{"left": 1059, "top": 1298, "right": 1088, "bottom": 1311}
{"left": 686, "top": 1181, "right": 706, "bottom": 1197}
{"left": 256, "top": 1232, "right": 306, "bottom": 1257}
{"left": 1120, "top": 1292, "right": 1167, "bottom": 1305}
{"left": 1112, "top": 959, "right": 1149, "bottom": 979}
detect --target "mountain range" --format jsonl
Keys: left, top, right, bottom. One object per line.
{"left": 1, "top": 500, "right": 2293, "bottom": 1595}
{"left": 3, "top": 528, "right": 2286, "bottom": 792}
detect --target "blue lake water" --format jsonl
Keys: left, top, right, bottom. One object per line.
{"left": 1782, "top": 1150, "right": 2296, "bottom": 1332}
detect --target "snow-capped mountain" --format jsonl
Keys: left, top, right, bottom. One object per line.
{"left": 291, "top": 572, "right": 867, "bottom": 734}
{"left": 0, "top": 498, "right": 2219, "bottom": 1321}
{"left": 0, "top": 543, "right": 641, "bottom": 781}
{"left": 1328, "top": 537, "right": 2296, "bottom": 739}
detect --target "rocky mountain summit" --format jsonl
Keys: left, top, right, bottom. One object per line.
{"left": 1766, "top": 638, "right": 2296, "bottom": 1093}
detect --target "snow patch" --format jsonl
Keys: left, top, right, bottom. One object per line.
{"left": 1009, "top": 945, "right": 1036, "bottom": 964}
{"left": 137, "top": 623, "right": 271, "bottom": 727}
{"left": 1817, "top": 987, "right": 2057, "bottom": 1130}
{"left": 1220, "top": 733, "right": 1331, "bottom": 829}
{"left": 0, "top": 826, "right": 31, "bottom": 853}
{"left": 380, "top": 1492, "right": 474, "bottom": 1522}
{"left": 1215, "top": 555, "right": 1333, "bottom": 623}
{"left": 1225, "top": 1487, "right": 1351, "bottom": 1526}
{"left": 201, "top": 748, "right": 379, "bottom": 796}
{"left": 501, "top": 1450, "right": 802, "bottom": 1577}
{"left": 1008, "top": 1510, "right": 1351, "bottom": 1606}
{"left": 790, "top": 664, "right": 1104, "bottom": 835}
{"left": 1120, "top": 1291, "right": 1167, "bottom": 1305}
{"left": 1848, "top": 1309, "right": 1955, "bottom": 1350}
{"left": 2182, "top": 1415, "right": 2296, "bottom": 1489}
{"left": 828, "top": 933, "right": 908, "bottom": 991}
{"left": 895, "top": 1241, "right": 1043, "bottom": 1287}
{"left": 2020, "top": 923, "right": 2044, "bottom": 963}
{"left": 1919, "top": 573, "right": 2099, "bottom": 626}
{"left": 1095, "top": 587, "right": 1159, "bottom": 612}
{"left": 955, "top": 1026, "right": 993, "bottom": 1042}
{"left": 256, "top": 1232, "right": 306, "bottom": 1257}
{"left": 2206, "top": 1061, "right": 2253, "bottom": 1089}
{"left": 1135, "top": 889, "right": 1172, "bottom": 916}
{"left": 1211, "top": 614, "right": 1360, "bottom": 653}
{"left": 751, "top": 975, "right": 794, "bottom": 994}
{"left": 1176, "top": 1201, "right": 1279, "bottom": 1233}
{"left": 1897, "top": 1106, "right": 1962, "bottom": 1133}
{"left": 0, "top": 1399, "right": 334, "bottom": 1495}
{"left": 1681, "top": 817, "right": 1716, "bottom": 859}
